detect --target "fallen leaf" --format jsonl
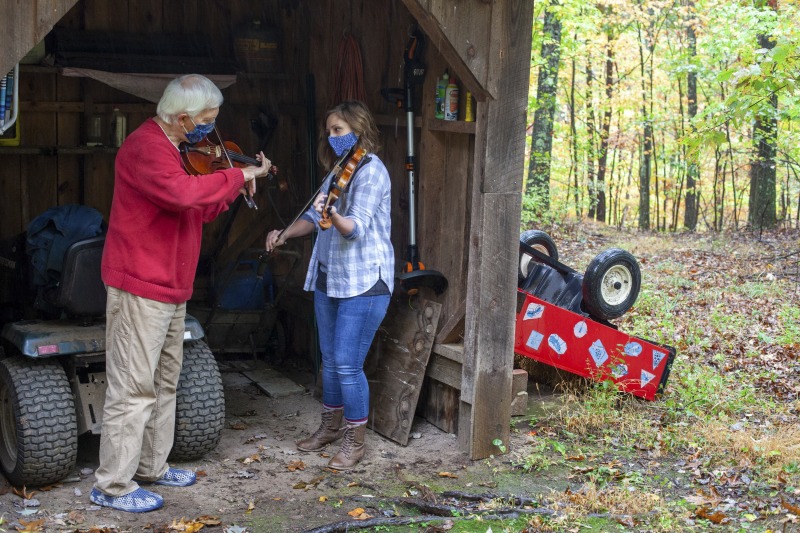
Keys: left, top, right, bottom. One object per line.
{"left": 229, "top": 422, "right": 247, "bottom": 430}
{"left": 438, "top": 472, "right": 458, "bottom": 478}
{"left": 15, "top": 518, "right": 46, "bottom": 532}
{"left": 197, "top": 516, "right": 222, "bottom": 526}
{"left": 168, "top": 517, "right": 205, "bottom": 532}
{"left": 695, "top": 506, "right": 728, "bottom": 524}
{"left": 782, "top": 497, "right": 800, "bottom": 516}
{"left": 319, "top": 496, "right": 328, "bottom": 502}
{"left": 287, "top": 460, "right": 306, "bottom": 472}
{"left": 347, "top": 482, "right": 360, "bottom": 487}
{"left": 348, "top": 507, "right": 366, "bottom": 517}
{"left": 246, "top": 500, "right": 256, "bottom": 514}
{"left": 12, "top": 486, "right": 36, "bottom": 500}
{"left": 241, "top": 454, "right": 262, "bottom": 465}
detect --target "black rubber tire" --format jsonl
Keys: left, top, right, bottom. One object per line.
{"left": 519, "top": 230, "right": 559, "bottom": 285}
{"left": 582, "top": 248, "right": 641, "bottom": 321}
{"left": 170, "top": 340, "right": 225, "bottom": 460}
{"left": 0, "top": 355, "right": 78, "bottom": 487}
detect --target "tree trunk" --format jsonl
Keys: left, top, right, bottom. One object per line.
{"left": 585, "top": 58, "right": 597, "bottom": 219}
{"left": 569, "top": 55, "right": 581, "bottom": 218}
{"left": 594, "top": 36, "right": 614, "bottom": 224}
{"left": 748, "top": 1, "right": 778, "bottom": 230}
{"left": 636, "top": 15, "right": 652, "bottom": 230}
{"left": 683, "top": 0, "right": 699, "bottom": 230}
{"left": 526, "top": 0, "right": 563, "bottom": 212}
{"left": 748, "top": 37, "right": 778, "bottom": 230}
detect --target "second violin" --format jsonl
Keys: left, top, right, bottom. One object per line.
{"left": 318, "top": 146, "right": 368, "bottom": 230}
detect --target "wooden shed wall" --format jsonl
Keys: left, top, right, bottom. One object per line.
{"left": 0, "top": 0, "right": 534, "bottom": 459}
{"left": 0, "top": 0, "right": 474, "bottom": 340}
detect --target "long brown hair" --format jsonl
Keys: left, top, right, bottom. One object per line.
{"left": 316, "top": 100, "right": 380, "bottom": 169}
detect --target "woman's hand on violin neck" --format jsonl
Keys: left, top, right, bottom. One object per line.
{"left": 313, "top": 193, "right": 328, "bottom": 214}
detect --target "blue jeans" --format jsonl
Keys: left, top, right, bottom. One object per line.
{"left": 314, "top": 291, "right": 391, "bottom": 422}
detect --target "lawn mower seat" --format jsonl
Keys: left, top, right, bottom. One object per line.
{"left": 54, "top": 236, "right": 106, "bottom": 317}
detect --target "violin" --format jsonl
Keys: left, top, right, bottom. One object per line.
{"left": 318, "top": 147, "right": 367, "bottom": 230}
{"left": 179, "top": 137, "right": 278, "bottom": 209}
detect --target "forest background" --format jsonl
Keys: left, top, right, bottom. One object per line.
{"left": 523, "top": 0, "right": 798, "bottom": 233}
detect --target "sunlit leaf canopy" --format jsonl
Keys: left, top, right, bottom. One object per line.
{"left": 525, "top": 0, "right": 800, "bottom": 231}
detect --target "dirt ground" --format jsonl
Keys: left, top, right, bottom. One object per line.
{"left": 0, "top": 357, "right": 558, "bottom": 533}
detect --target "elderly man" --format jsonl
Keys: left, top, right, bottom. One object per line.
{"left": 91, "top": 74, "right": 271, "bottom": 513}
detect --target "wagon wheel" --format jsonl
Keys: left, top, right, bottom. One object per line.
{"left": 0, "top": 353, "right": 78, "bottom": 486}
{"left": 518, "top": 230, "right": 559, "bottom": 285}
{"left": 582, "top": 248, "right": 641, "bottom": 321}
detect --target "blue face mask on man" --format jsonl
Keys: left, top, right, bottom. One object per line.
{"left": 183, "top": 118, "right": 215, "bottom": 144}
{"left": 328, "top": 132, "right": 358, "bottom": 157}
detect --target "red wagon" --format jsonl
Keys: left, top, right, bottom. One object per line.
{"left": 513, "top": 231, "right": 676, "bottom": 401}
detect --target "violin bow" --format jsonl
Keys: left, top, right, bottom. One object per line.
{"left": 262, "top": 148, "right": 356, "bottom": 258}
{"left": 213, "top": 125, "right": 258, "bottom": 209}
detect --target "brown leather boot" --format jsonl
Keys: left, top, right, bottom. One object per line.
{"left": 327, "top": 424, "right": 366, "bottom": 471}
{"left": 296, "top": 409, "right": 345, "bottom": 452}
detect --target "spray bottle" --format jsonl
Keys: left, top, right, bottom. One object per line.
{"left": 435, "top": 72, "right": 448, "bottom": 119}
{"left": 444, "top": 75, "right": 459, "bottom": 121}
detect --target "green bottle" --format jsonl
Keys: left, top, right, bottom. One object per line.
{"left": 435, "top": 72, "right": 448, "bottom": 119}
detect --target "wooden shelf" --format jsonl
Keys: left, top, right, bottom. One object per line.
{"left": 427, "top": 119, "right": 476, "bottom": 135}
{"left": 0, "top": 146, "right": 118, "bottom": 155}
{"left": 21, "top": 101, "right": 154, "bottom": 114}
{"left": 374, "top": 114, "right": 422, "bottom": 129}
{"left": 236, "top": 71, "right": 290, "bottom": 80}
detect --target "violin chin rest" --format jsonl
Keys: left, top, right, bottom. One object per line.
{"left": 397, "top": 269, "right": 448, "bottom": 296}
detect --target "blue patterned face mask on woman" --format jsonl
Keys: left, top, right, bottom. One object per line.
{"left": 328, "top": 132, "right": 358, "bottom": 157}
{"left": 183, "top": 118, "right": 215, "bottom": 144}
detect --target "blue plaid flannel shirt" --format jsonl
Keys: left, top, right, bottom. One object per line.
{"left": 301, "top": 153, "right": 394, "bottom": 297}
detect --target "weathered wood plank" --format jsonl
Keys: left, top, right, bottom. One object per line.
{"left": 84, "top": 0, "right": 129, "bottom": 31}
{"left": 0, "top": 0, "right": 79, "bottom": 77}
{"left": 459, "top": 192, "right": 519, "bottom": 458}
{"left": 0, "top": 156, "right": 22, "bottom": 239}
{"left": 419, "top": 376, "right": 459, "bottom": 434}
{"left": 425, "top": 352, "right": 462, "bottom": 390}
{"left": 400, "top": 0, "right": 492, "bottom": 99}
{"left": 432, "top": 342, "right": 463, "bottom": 363}
{"left": 56, "top": 74, "right": 82, "bottom": 206}
{"left": 20, "top": 70, "right": 58, "bottom": 222}
{"left": 454, "top": 0, "right": 532, "bottom": 459}
{"left": 365, "top": 295, "right": 441, "bottom": 446}
{"left": 479, "top": 0, "right": 532, "bottom": 195}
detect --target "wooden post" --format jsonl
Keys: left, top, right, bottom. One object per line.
{"left": 0, "top": 1, "right": 79, "bottom": 77}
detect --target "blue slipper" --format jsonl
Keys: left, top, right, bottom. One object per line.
{"left": 138, "top": 467, "right": 197, "bottom": 487}
{"left": 90, "top": 487, "right": 163, "bottom": 513}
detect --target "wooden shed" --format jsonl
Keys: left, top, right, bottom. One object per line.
{"left": 0, "top": 0, "right": 533, "bottom": 460}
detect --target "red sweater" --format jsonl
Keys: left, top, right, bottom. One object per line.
{"left": 101, "top": 118, "right": 244, "bottom": 303}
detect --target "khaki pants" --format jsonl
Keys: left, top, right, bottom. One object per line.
{"left": 93, "top": 287, "right": 185, "bottom": 496}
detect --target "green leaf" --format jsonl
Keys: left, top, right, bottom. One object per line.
{"left": 716, "top": 68, "right": 736, "bottom": 83}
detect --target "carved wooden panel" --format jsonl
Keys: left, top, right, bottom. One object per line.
{"left": 365, "top": 295, "right": 441, "bottom": 445}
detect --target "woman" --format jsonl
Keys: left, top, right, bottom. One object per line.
{"left": 92, "top": 74, "right": 271, "bottom": 513}
{"left": 265, "top": 100, "right": 393, "bottom": 470}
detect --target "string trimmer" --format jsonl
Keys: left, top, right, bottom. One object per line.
{"left": 382, "top": 27, "right": 448, "bottom": 296}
